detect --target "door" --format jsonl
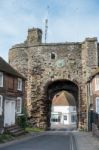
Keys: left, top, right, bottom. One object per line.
{"left": 63, "top": 114, "right": 68, "bottom": 125}
{"left": 4, "top": 100, "right": 15, "bottom": 127}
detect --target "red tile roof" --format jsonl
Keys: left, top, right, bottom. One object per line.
{"left": 52, "top": 91, "right": 76, "bottom": 106}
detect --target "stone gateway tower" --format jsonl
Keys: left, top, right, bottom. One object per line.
{"left": 9, "top": 28, "right": 99, "bottom": 130}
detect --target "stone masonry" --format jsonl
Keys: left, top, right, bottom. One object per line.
{"left": 9, "top": 28, "right": 99, "bottom": 129}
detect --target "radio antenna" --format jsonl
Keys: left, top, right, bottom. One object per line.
{"left": 45, "top": 6, "right": 49, "bottom": 43}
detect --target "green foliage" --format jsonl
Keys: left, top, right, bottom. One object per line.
{"left": 79, "top": 127, "right": 87, "bottom": 132}
{"left": 0, "top": 134, "right": 14, "bottom": 143}
{"left": 17, "top": 115, "right": 27, "bottom": 129}
{"left": 25, "top": 127, "right": 44, "bottom": 133}
{"left": 17, "top": 106, "right": 28, "bottom": 129}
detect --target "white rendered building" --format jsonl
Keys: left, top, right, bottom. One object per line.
{"left": 51, "top": 91, "right": 77, "bottom": 127}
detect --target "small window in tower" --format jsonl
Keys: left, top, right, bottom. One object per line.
{"left": 51, "top": 52, "right": 55, "bottom": 59}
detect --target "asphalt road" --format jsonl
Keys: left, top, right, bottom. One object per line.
{"left": 0, "top": 131, "right": 77, "bottom": 150}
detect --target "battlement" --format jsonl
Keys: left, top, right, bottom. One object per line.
{"left": 85, "top": 37, "right": 97, "bottom": 42}
{"left": 27, "top": 27, "right": 42, "bottom": 45}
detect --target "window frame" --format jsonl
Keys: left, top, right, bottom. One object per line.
{"left": 96, "top": 97, "right": 99, "bottom": 114}
{"left": 17, "top": 78, "right": 22, "bottom": 91}
{"left": 51, "top": 114, "right": 61, "bottom": 122}
{"left": 0, "top": 72, "right": 3, "bottom": 87}
{"left": 64, "top": 115, "right": 67, "bottom": 121}
{"left": 16, "top": 97, "right": 22, "bottom": 114}
{"left": 0, "top": 95, "right": 3, "bottom": 115}
{"left": 95, "top": 75, "right": 99, "bottom": 91}
{"left": 71, "top": 114, "right": 76, "bottom": 123}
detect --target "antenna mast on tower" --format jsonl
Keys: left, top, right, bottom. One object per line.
{"left": 45, "top": 6, "right": 49, "bottom": 43}
{"left": 45, "top": 19, "right": 48, "bottom": 43}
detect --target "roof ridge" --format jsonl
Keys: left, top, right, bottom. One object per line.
{"left": 0, "top": 57, "right": 26, "bottom": 79}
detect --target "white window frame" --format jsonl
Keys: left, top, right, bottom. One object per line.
{"left": 96, "top": 97, "right": 99, "bottom": 114}
{"left": 51, "top": 113, "right": 61, "bottom": 122}
{"left": 0, "top": 72, "right": 3, "bottom": 87}
{"left": 95, "top": 75, "right": 99, "bottom": 91}
{"left": 16, "top": 97, "right": 22, "bottom": 114}
{"left": 0, "top": 95, "right": 3, "bottom": 115}
{"left": 64, "top": 115, "right": 67, "bottom": 121}
{"left": 17, "top": 78, "right": 22, "bottom": 91}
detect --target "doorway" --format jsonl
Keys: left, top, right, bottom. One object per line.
{"left": 4, "top": 100, "right": 15, "bottom": 127}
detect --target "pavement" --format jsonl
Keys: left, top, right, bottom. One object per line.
{"left": 73, "top": 131, "right": 99, "bottom": 150}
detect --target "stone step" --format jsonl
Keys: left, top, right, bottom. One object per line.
{"left": 13, "top": 130, "right": 26, "bottom": 136}
{"left": 5, "top": 125, "right": 19, "bottom": 130}
{"left": 5, "top": 125, "right": 26, "bottom": 136}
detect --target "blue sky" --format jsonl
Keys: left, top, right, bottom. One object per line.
{"left": 0, "top": 0, "right": 99, "bottom": 61}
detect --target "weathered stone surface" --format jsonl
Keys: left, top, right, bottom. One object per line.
{"left": 9, "top": 28, "right": 99, "bottom": 130}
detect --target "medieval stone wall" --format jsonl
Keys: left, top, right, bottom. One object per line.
{"left": 9, "top": 28, "right": 99, "bottom": 129}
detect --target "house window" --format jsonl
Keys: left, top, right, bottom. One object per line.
{"left": 17, "top": 78, "right": 22, "bottom": 91}
{"left": 51, "top": 114, "right": 60, "bottom": 122}
{"left": 71, "top": 114, "right": 76, "bottom": 122}
{"left": 0, "top": 72, "right": 3, "bottom": 87}
{"left": 16, "top": 97, "right": 22, "bottom": 114}
{"left": 0, "top": 95, "right": 3, "bottom": 115}
{"left": 96, "top": 97, "right": 99, "bottom": 114}
{"left": 95, "top": 75, "right": 99, "bottom": 91}
{"left": 64, "top": 115, "right": 67, "bottom": 120}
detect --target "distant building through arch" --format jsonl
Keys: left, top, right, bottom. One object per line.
{"left": 51, "top": 90, "right": 77, "bottom": 129}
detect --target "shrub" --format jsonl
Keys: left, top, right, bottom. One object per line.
{"left": 17, "top": 115, "right": 27, "bottom": 129}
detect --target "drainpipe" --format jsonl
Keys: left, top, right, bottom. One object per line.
{"left": 78, "top": 86, "right": 80, "bottom": 130}
{"left": 86, "top": 83, "right": 89, "bottom": 131}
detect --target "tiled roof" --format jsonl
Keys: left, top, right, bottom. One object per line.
{"left": 0, "top": 57, "right": 25, "bottom": 79}
{"left": 52, "top": 91, "right": 76, "bottom": 106}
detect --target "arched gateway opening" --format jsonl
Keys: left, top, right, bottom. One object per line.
{"left": 43, "top": 79, "right": 79, "bottom": 130}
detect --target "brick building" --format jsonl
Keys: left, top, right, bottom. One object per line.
{"left": 0, "top": 57, "right": 25, "bottom": 133}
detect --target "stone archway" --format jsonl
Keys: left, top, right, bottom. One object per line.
{"left": 41, "top": 79, "right": 79, "bottom": 129}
